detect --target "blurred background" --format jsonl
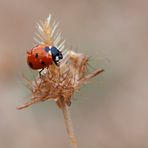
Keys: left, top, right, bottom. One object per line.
{"left": 0, "top": 0, "right": 148, "bottom": 148}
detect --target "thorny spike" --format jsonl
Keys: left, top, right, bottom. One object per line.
{"left": 51, "top": 23, "right": 59, "bottom": 37}
{"left": 17, "top": 98, "right": 41, "bottom": 110}
{"left": 47, "top": 14, "right": 51, "bottom": 25}
{"left": 53, "top": 31, "right": 60, "bottom": 40}
{"left": 59, "top": 44, "right": 65, "bottom": 51}
{"left": 54, "top": 33, "right": 62, "bottom": 45}
{"left": 58, "top": 40, "right": 65, "bottom": 50}
{"left": 34, "top": 37, "right": 41, "bottom": 44}
{"left": 37, "top": 23, "right": 43, "bottom": 32}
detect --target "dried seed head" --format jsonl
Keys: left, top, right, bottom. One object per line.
{"left": 17, "top": 15, "right": 104, "bottom": 110}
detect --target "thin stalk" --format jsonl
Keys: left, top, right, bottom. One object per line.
{"left": 62, "top": 105, "right": 78, "bottom": 148}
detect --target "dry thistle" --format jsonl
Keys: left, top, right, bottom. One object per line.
{"left": 17, "top": 14, "right": 104, "bottom": 148}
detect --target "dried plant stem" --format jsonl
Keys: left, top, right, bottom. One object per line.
{"left": 62, "top": 104, "right": 78, "bottom": 148}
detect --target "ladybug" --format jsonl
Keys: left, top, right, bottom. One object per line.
{"left": 27, "top": 44, "right": 63, "bottom": 75}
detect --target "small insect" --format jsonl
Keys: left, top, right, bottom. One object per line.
{"left": 27, "top": 44, "right": 63, "bottom": 75}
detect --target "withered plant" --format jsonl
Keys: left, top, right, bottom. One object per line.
{"left": 17, "top": 14, "right": 104, "bottom": 148}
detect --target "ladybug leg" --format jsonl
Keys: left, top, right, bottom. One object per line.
{"left": 39, "top": 68, "right": 44, "bottom": 77}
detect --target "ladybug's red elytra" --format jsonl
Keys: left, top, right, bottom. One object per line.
{"left": 27, "top": 44, "right": 63, "bottom": 75}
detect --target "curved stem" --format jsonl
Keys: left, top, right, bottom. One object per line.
{"left": 62, "top": 105, "right": 78, "bottom": 148}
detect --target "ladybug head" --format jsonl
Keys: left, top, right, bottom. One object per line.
{"left": 44, "top": 46, "right": 63, "bottom": 66}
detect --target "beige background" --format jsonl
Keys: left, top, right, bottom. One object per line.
{"left": 0, "top": 0, "right": 148, "bottom": 148}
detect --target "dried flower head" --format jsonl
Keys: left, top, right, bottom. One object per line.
{"left": 17, "top": 14, "right": 104, "bottom": 148}
{"left": 17, "top": 14, "right": 104, "bottom": 110}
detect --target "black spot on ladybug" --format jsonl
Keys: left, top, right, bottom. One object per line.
{"left": 35, "top": 53, "right": 38, "bottom": 58}
{"left": 41, "top": 61, "right": 45, "bottom": 66}
{"left": 29, "top": 62, "right": 33, "bottom": 68}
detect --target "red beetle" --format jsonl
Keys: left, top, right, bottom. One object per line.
{"left": 27, "top": 44, "right": 63, "bottom": 75}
